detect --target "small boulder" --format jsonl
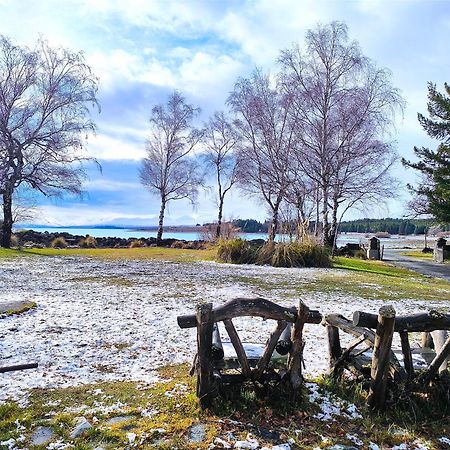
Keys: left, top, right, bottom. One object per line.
{"left": 31, "top": 426, "right": 54, "bottom": 446}
{"left": 70, "top": 417, "right": 92, "bottom": 439}
{"left": 188, "top": 423, "right": 206, "bottom": 443}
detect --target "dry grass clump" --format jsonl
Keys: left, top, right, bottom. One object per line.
{"left": 79, "top": 235, "right": 97, "bottom": 248}
{"left": 51, "top": 237, "right": 68, "bottom": 248}
{"left": 129, "top": 239, "right": 145, "bottom": 248}
{"left": 217, "top": 238, "right": 330, "bottom": 268}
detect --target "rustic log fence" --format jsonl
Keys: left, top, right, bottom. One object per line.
{"left": 177, "top": 297, "right": 322, "bottom": 406}
{"left": 324, "top": 306, "right": 450, "bottom": 409}
{"left": 179, "top": 298, "right": 450, "bottom": 409}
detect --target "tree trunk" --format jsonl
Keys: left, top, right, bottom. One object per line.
{"left": 321, "top": 188, "right": 331, "bottom": 246}
{"left": 268, "top": 205, "right": 279, "bottom": 243}
{"left": 314, "top": 184, "right": 320, "bottom": 237}
{"left": 156, "top": 197, "right": 166, "bottom": 246}
{"left": 216, "top": 196, "right": 224, "bottom": 239}
{"left": 1, "top": 188, "right": 13, "bottom": 249}
{"left": 329, "top": 196, "right": 339, "bottom": 250}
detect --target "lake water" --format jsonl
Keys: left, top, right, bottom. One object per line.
{"left": 14, "top": 226, "right": 429, "bottom": 248}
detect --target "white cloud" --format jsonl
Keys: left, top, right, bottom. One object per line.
{"left": 87, "top": 133, "right": 145, "bottom": 161}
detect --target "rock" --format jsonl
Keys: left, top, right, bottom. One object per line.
{"left": 30, "top": 426, "right": 54, "bottom": 446}
{"left": 105, "top": 415, "right": 134, "bottom": 426}
{"left": 0, "top": 300, "right": 35, "bottom": 315}
{"left": 70, "top": 417, "right": 92, "bottom": 439}
{"left": 188, "top": 423, "right": 206, "bottom": 442}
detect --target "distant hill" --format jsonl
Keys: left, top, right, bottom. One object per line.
{"left": 339, "top": 218, "right": 450, "bottom": 234}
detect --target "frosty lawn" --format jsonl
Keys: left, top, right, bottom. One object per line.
{"left": 1, "top": 252, "right": 450, "bottom": 448}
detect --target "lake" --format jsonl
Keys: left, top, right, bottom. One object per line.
{"left": 14, "top": 226, "right": 430, "bottom": 248}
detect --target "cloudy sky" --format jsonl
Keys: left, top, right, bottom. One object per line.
{"left": 1, "top": 0, "right": 449, "bottom": 226}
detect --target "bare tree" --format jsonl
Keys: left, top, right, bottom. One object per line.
{"left": 140, "top": 91, "right": 203, "bottom": 245}
{"left": 228, "top": 69, "right": 297, "bottom": 242}
{"left": 0, "top": 35, "right": 99, "bottom": 248}
{"left": 202, "top": 111, "right": 240, "bottom": 239}
{"left": 280, "top": 22, "right": 403, "bottom": 247}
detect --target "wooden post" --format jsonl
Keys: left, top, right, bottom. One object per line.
{"left": 368, "top": 305, "right": 396, "bottom": 409}
{"left": 196, "top": 303, "right": 214, "bottom": 406}
{"left": 327, "top": 325, "right": 342, "bottom": 368}
{"left": 421, "top": 331, "right": 434, "bottom": 349}
{"left": 399, "top": 331, "right": 414, "bottom": 381}
{"left": 288, "top": 301, "right": 308, "bottom": 390}
{"left": 431, "top": 330, "right": 450, "bottom": 373}
{"left": 253, "top": 320, "right": 286, "bottom": 380}
{"left": 418, "top": 335, "right": 450, "bottom": 385}
{"left": 223, "top": 319, "right": 251, "bottom": 378}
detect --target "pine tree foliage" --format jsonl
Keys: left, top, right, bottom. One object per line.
{"left": 403, "top": 82, "right": 450, "bottom": 223}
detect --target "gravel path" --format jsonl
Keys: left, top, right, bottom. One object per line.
{"left": 1, "top": 255, "right": 449, "bottom": 404}
{"left": 383, "top": 248, "right": 450, "bottom": 281}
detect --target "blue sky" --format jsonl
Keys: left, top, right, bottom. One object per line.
{"left": 1, "top": 0, "right": 449, "bottom": 226}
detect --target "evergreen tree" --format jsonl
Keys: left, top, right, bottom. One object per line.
{"left": 403, "top": 82, "right": 450, "bottom": 223}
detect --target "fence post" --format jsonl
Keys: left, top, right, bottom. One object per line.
{"left": 368, "top": 305, "right": 396, "bottom": 409}
{"left": 196, "top": 303, "right": 214, "bottom": 406}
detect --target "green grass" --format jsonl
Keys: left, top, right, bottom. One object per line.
{"left": 0, "top": 246, "right": 217, "bottom": 262}
{"left": 1, "top": 365, "right": 447, "bottom": 449}
{"left": 401, "top": 250, "right": 434, "bottom": 260}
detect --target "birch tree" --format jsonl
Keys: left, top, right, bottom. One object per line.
{"left": 0, "top": 35, "right": 99, "bottom": 248}
{"left": 280, "top": 22, "right": 403, "bottom": 246}
{"left": 202, "top": 111, "right": 240, "bottom": 239}
{"left": 140, "top": 91, "right": 203, "bottom": 245}
{"left": 228, "top": 69, "right": 297, "bottom": 242}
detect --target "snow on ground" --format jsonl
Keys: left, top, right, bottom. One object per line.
{"left": 1, "top": 256, "right": 449, "bottom": 403}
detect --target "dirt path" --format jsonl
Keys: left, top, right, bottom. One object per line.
{"left": 383, "top": 248, "right": 450, "bottom": 281}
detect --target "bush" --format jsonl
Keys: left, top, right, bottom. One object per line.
{"left": 51, "top": 237, "right": 67, "bottom": 248}
{"left": 217, "top": 238, "right": 258, "bottom": 264}
{"left": 257, "top": 240, "right": 330, "bottom": 268}
{"left": 79, "top": 235, "right": 97, "bottom": 248}
{"left": 170, "top": 240, "right": 185, "bottom": 249}
{"left": 217, "top": 238, "right": 330, "bottom": 268}
{"left": 130, "top": 239, "right": 145, "bottom": 248}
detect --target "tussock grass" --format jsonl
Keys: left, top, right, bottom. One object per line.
{"left": 217, "top": 238, "right": 331, "bottom": 268}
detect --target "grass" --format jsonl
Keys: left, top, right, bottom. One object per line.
{"left": 1, "top": 301, "right": 37, "bottom": 316}
{"left": 401, "top": 249, "right": 450, "bottom": 264}
{"left": 0, "top": 246, "right": 217, "bottom": 262}
{"left": 1, "top": 364, "right": 448, "bottom": 449}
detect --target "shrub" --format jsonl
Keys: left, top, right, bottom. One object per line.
{"left": 217, "top": 238, "right": 258, "bottom": 264}
{"left": 79, "top": 235, "right": 97, "bottom": 248}
{"left": 51, "top": 237, "right": 67, "bottom": 248}
{"left": 130, "top": 239, "right": 145, "bottom": 248}
{"left": 170, "top": 240, "right": 185, "bottom": 249}
{"left": 354, "top": 249, "right": 367, "bottom": 259}
{"left": 10, "top": 234, "right": 19, "bottom": 248}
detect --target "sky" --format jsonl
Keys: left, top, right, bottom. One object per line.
{"left": 1, "top": 0, "right": 449, "bottom": 226}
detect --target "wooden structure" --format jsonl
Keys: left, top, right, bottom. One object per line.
{"left": 177, "top": 297, "right": 322, "bottom": 406}
{"left": 324, "top": 307, "right": 450, "bottom": 409}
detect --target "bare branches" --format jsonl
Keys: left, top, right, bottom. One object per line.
{"left": 140, "top": 91, "right": 204, "bottom": 244}
{"left": 202, "top": 111, "right": 240, "bottom": 238}
{"left": 0, "top": 35, "right": 99, "bottom": 247}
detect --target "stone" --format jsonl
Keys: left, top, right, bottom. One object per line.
{"left": 0, "top": 300, "right": 35, "bottom": 314}
{"left": 30, "top": 426, "right": 54, "bottom": 446}
{"left": 70, "top": 417, "right": 92, "bottom": 439}
{"left": 188, "top": 423, "right": 206, "bottom": 442}
{"left": 105, "top": 415, "right": 134, "bottom": 426}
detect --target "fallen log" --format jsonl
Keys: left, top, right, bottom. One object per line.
{"left": 353, "top": 310, "right": 450, "bottom": 332}
{"left": 178, "top": 297, "right": 322, "bottom": 328}
{"left": 0, "top": 363, "right": 38, "bottom": 373}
